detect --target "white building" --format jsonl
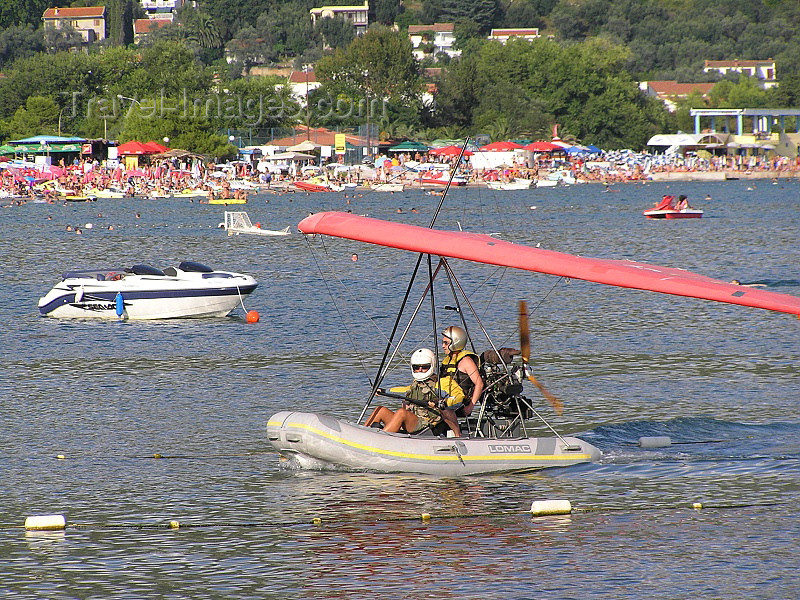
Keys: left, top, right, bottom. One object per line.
{"left": 42, "top": 6, "right": 106, "bottom": 45}
{"left": 310, "top": 1, "right": 369, "bottom": 37}
{"left": 703, "top": 59, "right": 777, "bottom": 89}
{"left": 140, "top": 0, "right": 186, "bottom": 20}
{"left": 487, "top": 28, "right": 541, "bottom": 44}
{"left": 408, "top": 23, "right": 460, "bottom": 62}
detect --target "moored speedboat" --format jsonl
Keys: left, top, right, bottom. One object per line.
{"left": 293, "top": 177, "right": 344, "bottom": 192}
{"left": 38, "top": 261, "right": 257, "bottom": 319}
{"left": 487, "top": 179, "right": 533, "bottom": 191}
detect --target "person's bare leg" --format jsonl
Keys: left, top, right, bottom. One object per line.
{"left": 383, "top": 408, "right": 419, "bottom": 433}
{"left": 364, "top": 406, "right": 394, "bottom": 427}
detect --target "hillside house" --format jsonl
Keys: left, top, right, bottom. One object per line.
{"left": 310, "top": 1, "right": 369, "bottom": 37}
{"left": 487, "top": 28, "right": 541, "bottom": 44}
{"left": 408, "top": 23, "right": 460, "bottom": 62}
{"left": 140, "top": 0, "right": 185, "bottom": 20}
{"left": 639, "top": 81, "right": 715, "bottom": 112}
{"left": 703, "top": 59, "right": 777, "bottom": 89}
{"left": 42, "top": 6, "right": 106, "bottom": 46}
{"left": 133, "top": 18, "right": 171, "bottom": 44}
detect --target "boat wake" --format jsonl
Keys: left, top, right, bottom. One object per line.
{"left": 581, "top": 417, "right": 800, "bottom": 464}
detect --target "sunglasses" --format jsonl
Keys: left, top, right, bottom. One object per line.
{"left": 412, "top": 364, "right": 431, "bottom": 371}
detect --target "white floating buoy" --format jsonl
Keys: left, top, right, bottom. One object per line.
{"left": 638, "top": 436, "right": 672, "bottom": 448}
{"left": 25, "top": 514, "right": 66, "bottom": 531}
{"left": 530, "top": 500, "right": 572, "bottom": 516}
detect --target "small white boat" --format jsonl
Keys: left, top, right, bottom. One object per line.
{"left": 487, "top": 179, "right": 533, "bottom": 191}
{"left": 223, "top": 211, "right": 290, "bottom": 236}
{"left": 371, "top": 183, "right": 405, "bottom": 192}
{"left": 38, "top": 261, "right": 257, "bottom": 319}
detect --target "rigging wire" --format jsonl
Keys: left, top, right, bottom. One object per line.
{"left": 305, "top": 235, "right": 376, "bottom": 387}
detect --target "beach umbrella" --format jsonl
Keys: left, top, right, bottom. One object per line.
{"left": 287, "top": 140, "right": 320, "bottom": 152}
{"left": 524, "top": 141, "right": 560, "bottom": 152}
{"left": 389, "top": 140, "right": 429, "bottom": 152}
{"left": 585, "top": 144, "right": 602, "bottom": 153}
{"left": 429, "top": 145, "right": 473, "bottom": 157}
{"left": 480, "top": 141, "right": 525, "bottom": 152}
{"left": 0, "top": 144, "right": 16, "bottom": 155}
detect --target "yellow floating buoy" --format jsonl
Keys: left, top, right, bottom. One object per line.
{"left": 421, "top": 513, "right": 431, "bottom": 521}
{"left": 692, "top": 502, "right": 703, "bottom": 510}
{"left": 153, "top": 453, "right": 163, "bottom": 459}
{"left": 312, "top": 518, "right": 322, "bottom": 525}
{"left": 25, "top": 515, "right": 66, "bottom": 531}
{"left": 246, "top": 310, "right": 260, "bottom": 323}
{"left": 56, "top": 454, "right": 66, "bottom": 460}
{"left": 530, "top": 500, "right": 572, "bottom": 516}
{"left": 169, "top": 520, "right": 180, "bottom": 529}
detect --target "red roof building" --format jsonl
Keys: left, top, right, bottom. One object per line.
{"left": 639, "top": 80, "right": 715, "bottom": 113}
{"left": 133, "top": 18, "right": 171, "bottom": 44}
{"left": 42, "top": 6, "right": 106, "bottom": 45}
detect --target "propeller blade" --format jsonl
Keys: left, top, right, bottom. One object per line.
{"left": 519, "top": 300, "right": 530, "bottom": 362}
{"left": 526, "top": 372, "right": 563, "bottom": 416}
{"left": 519, "top": 300, "right": 563, "bottom": 415}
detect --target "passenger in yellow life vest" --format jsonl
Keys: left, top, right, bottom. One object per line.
{"left": 440, "top": 326, "right": 484, "bottom": 417}
{"left": 363, "top": 348, "right": 461, "bottom": 437}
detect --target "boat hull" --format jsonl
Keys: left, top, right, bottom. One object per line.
{"left": 38, "top": 269, "right": 257, "bottom": 319}
{"left": 267, "top": 411, "right": 601, "bottom": 476}
{"left": 421, "top": 178, "right": 467, "bottom": 186}
{"left": 644, "top": 209, "right": 703, "bottom": 219}
{"left": 487, "top": 180, "right": 532, "bottom": 191}
{"left": 371, "top": 183, "right": 405, "bottom": 192}
{"left": 294, "top": 181, "right": 344, "bottom": 192}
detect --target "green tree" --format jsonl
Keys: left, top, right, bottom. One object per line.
{"left": 422, "top": 0, "right": 501, "bottom": 33}
{"left": 374, "top": 0, "right": 401, "bottom": 25}
{"left": 317, "top": 16, "right": 355, "bottom": 50}
{"left": 0, "top": 0, "right": 51, "bottom": 29}
{"left": 316, "top": 26, "right": 422, "bottom": 105}
{"left": 7, "top": 96, "right": 60, "bottom": 138}
{"left": 43, "top": 22, "right": 84, "bottom": 54}
{"left": 0, "top": 24, "right": 44, "bottom": 69}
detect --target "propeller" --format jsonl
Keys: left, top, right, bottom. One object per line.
{"left": 519, "top": 300, "right": 563, "bottom": 415}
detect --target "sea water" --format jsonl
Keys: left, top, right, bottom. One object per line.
{"left": 1, "top": 179, "right": 798, "bottom": 598}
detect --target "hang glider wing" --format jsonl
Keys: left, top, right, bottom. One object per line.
{"left": 299, "top": 212, "right": 800, "bottom": 316}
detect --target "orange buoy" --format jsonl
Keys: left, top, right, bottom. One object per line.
{"left": 246, "top": 310, "right": 260, "bottom": 323}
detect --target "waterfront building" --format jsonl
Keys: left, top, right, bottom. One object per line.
{"left": 408, "top": 23, "right": 460, "bottom": 62}
{"left": 42, "top": 6, "right": 106, "bottom": 47}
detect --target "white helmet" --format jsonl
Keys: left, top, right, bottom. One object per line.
{"left": 410, "top": 348, "right": 437, "bottom": 382}
{"left": 441, "top": 325, "right": 467, "bottom": 352}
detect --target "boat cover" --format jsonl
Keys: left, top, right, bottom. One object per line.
{"left": 299, "top": 211, "right": 800, "bottom": 316}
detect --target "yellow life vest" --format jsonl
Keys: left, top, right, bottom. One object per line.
{"left": 439, "top": 350, "right": 479, "bottom": 405}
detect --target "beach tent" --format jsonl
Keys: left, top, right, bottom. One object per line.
{"left": 480, "top": 141, "right": 525, "bottom": 152}
{"left": 144, "top": 141, "right": 170, "bottom": 153}
{"left": 388, "top": 140, "right": 429, "bottom": 152}
{"left": 117, "top": 141, "right": 158, "bottom": 155}
{"left": 0, "top": 144, "right": 17, "bottom": 155}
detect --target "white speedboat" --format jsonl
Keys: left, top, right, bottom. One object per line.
{"left": 487, "top": 179, "right": 533, "bottom": 191}
{"left": 38, "top": 261, "right": 257, "bottom": 319}
{"left": 370, "top": 183, "right": 405, "bottom": 192}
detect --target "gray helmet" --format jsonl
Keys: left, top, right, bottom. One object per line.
{"left": 441, "top": 325, "right": 467, "bottom": 352}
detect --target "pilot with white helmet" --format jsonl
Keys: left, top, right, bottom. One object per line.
{"left": 364, "top": 348, "right": 461, "bottom": 437}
